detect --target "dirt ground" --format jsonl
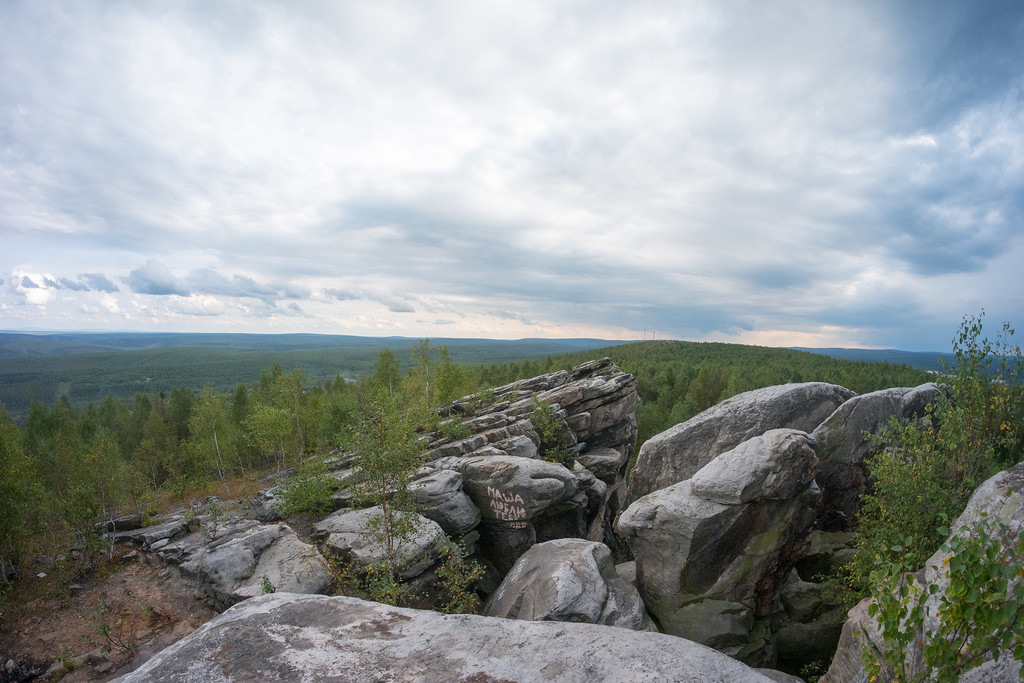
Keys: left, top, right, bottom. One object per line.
{"left": 0, "top": 551, "right": 217, "bottom": 682}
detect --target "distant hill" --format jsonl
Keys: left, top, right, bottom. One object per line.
{"left": 791, "top": 347, "right": 954, "bottom": 373}
{"left": 0, "top": 331, "right": 626, "bottom": 360}
{"left": 0, "top": 332, "right": 956, "bottom": 426}
{"left": 0, "top": 332, "right": 630, "bottom": 422}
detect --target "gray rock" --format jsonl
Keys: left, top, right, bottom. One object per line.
{"left": 780, "top": 569, "right": 824, "bottom": 622}
{"left": 775, "top": 607, "right": 847, "bottom": 670}
{"left": 312, "top": 506, "right": 447, "bottom": 580}
{"left": 616, "top": 560, "right": 637, "bottom": 586}
{"left": 576, "top": 446, "right": 628, "bottom": 484}
{"left": 811, "top": 383, "right": 941, "bottom": 529}
{"left": 484, "top": 538, "right": 654, "bottom": 631}
{"left": 457, "top": 454, "right": 579, "bottom": 525}
{"left": 102, "top": 514, "right": 143, "bottom": 532}
{"left": 110, "top": 517, "right": 189, "bottom": 547}
{"left": 119, "top": 592, "right": 776, "bottom": 682}
{"left": 794, "top": 530, "right": 859, "bottom": 581}
{"left": 618, "top": 431, "right": 820, "bottom": 664}
{"left": 496, "top": 433, "right": 541, "bottom": 459}
{"left": 819, "top": 599, "right": 880, "bottom": 683}
{"left": 408, "top": 469, "right": 481, "bottom": 536}
{"left": 249, "top": 485, "right": 287, "bottom": 522}
{"left": 627, "top": 382, "right": 854, "bottom": 504}
{"left": 689, "top": 429, "right": 818, "bottom": 505}
{"left": 164, "top": 520, "right": 330, "bottom": 611}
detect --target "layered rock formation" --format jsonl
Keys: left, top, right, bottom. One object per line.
{"left": 119, "top": 592, "right": 776, "bottom": 682}
{"left": 109, "top": 508, "right": 331, "bottom": 611}
{"left": 411, "top": 357, "right": 639, "bottom": 574}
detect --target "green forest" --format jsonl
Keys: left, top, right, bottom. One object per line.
{"left": 0, "top": 333, "right": 627, "bottom": 425}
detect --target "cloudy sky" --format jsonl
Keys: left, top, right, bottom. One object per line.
{"left": 2, "top": 1, "right": 1022, "bottom": 351}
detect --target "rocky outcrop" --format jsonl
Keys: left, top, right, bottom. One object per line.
{"left": 605, "top": 380, "right": 953, "bottom": 673}
{"left": 618, "top": 429, "right": 820, "bottom": 665}
{"left": 120, "top": 592, "right": 777, "bottom": 682}
{"left": 811, "top": 383, "right": 942, "bottom": 529}
{"left": 823, "top": 462, "right": 1024, "bottom": 683}
{"left": 241, "top": 358, "right": 639, "bottom": 589}
{"left": 432, "top": 357, "right": 637, "bottom": 498}
{"left": 626, "top": 382, "right": 854, "bottom": 505}
{"left": 312, "top": 506, "right": 448, "bottom": 581}
{"left": 113, "top": 512, "right": 332, "bottom": 612}
{"left": 411, "top": 358, "right": 639, "bottom": 575}
{"left": 484, "top": 538, "right": 654, "bottom": 631}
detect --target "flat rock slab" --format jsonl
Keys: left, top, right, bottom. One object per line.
{"left": 118, "top": 592, "right": 776, "bottom": 682}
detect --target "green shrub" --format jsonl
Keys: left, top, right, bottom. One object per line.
{"left": 361, "top": 562, "right": 415, "bottom": 607}
{"left": 435, "top": 542, "right": 484, "bottom": 614}
{"left": 849, "top": 312, "right": 1023, "bottom": 598}
{"left": 860, "top": 519, "right": 1024, "bottom": 681}
{"left": 280, "top": 455, "right": 339, "bottom": 517}
{"left": 438, "top": 418, "right": 473, "bottom": 441}
{"left": 531, "top": 394, "right": 574, "bottom": 467}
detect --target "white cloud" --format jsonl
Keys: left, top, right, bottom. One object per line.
{"left": 0, "top": 2, "right": 1022, "bottom": 349}
{"left": 100, "top": 293, "right": 119, "bottom": 314}
{"left": 167, "top": 295, "right": 226, "bottom": 317}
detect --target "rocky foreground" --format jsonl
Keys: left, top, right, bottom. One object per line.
{"left": 68, "top": 359, "right": 1023, "bottom": 681}
{"left": 119, "top": 592, "right": 779, "bottom": 682}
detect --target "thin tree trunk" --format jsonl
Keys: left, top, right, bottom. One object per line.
{"left": 294, "top": 392, "right": 304, "bottom": 464}
{"left": 213, "top": 428, "right": 230, "bottom": 497}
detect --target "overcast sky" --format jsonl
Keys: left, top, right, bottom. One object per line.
{"left": 2, "top": 1, "right": 1022, "bottom": 351}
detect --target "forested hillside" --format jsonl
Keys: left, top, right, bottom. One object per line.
{"left": 0, "top": 333, "right": 625, "bottom": 424}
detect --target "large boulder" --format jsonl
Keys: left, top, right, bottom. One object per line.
{"left": 408, "top": 469, "right": 481, "bottom": 537}
{"left": 618, "top": 429, "right": 820, "bottom": 665}
{"left": 455, "top": 454, "right": 581, "bottom": 573}
{"left": 823, "top": 462, "right": 1024, "bottom": 683}
{"left": 155, "top": 519, "right": 331, "bottom": 611}
{"left": 626, "top": 382, "right": 854, "bottom": 504}
{"left": 811, "top": 383, "right": 941, "bottom": 529}
{"left": 120, "top": 592, "right": 777, "bottom": 682}
{"left": 689, "top": 429, "right": 820, "bottom": 505}
{"left": 312, "top": 506, "right": 448, "bottom": 581}
{"left": 457, "top": 455, "right": 579, "bottom": 523}
{"left": 484, "top": 538, "right": 654, "bottom": 631}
